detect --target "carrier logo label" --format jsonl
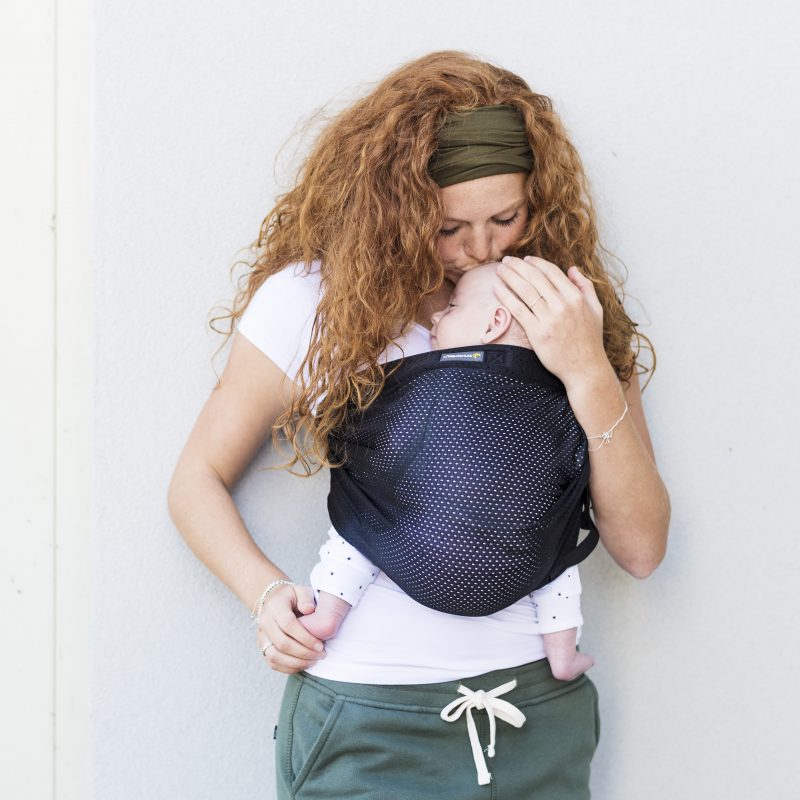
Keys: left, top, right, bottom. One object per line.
{"left": 439, "top": 351, "right": 484, "bottom": 362}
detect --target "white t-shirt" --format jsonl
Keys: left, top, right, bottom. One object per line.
{"left": 236, "top": 260, "right": 582, "bottom": 684}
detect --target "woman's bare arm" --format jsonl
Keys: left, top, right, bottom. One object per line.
{"left": 167, "top": 331, "right": 324, "bottom": 672}
{"left": 567, "top": 365, "right": 671, "bottom": 578}
{"left": 494, "top": 255, "right": 671, "bottom": 579}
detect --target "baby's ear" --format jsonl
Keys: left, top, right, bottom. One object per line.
{"left": 482, "top": 306, "right": 513, "bottom": 343}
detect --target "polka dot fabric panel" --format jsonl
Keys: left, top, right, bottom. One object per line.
{"left": 326, "top": 344, "right": 598, "bottom": 616}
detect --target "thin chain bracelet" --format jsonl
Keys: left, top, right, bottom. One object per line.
{"left": 249, "top": 579, "right": 295, "bottom": 627}
{"left": 587, "top": 402, "right": 629, "bottom": 452}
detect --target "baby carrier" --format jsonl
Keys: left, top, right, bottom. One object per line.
{"left": 326, "top": 343, "right": 599, "bottom": 616}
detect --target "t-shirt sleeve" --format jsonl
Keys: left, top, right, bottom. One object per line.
{"left": 234, "top": 262, "right": 322, "bottom": 383}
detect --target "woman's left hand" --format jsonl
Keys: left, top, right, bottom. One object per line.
{"left": 494, "top": 255, "right": 609, "bottom": 392}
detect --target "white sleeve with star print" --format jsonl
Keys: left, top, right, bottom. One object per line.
{"left": 530, "top": 565, "right": 583, "bottom": 634}
{"left": 308, "top": 531, "right": 379, "bottom": 608}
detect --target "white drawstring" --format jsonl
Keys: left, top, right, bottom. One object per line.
{"left": 439, "top": 678, "right": 527, "bottom": 786}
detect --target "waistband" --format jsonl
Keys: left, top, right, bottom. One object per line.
{"left": 297, "top": 655, "right": 586, "bottom": 711}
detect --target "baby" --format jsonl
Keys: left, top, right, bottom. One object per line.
{"left": 300, "top": 262, "right": 595, "bottom": 682}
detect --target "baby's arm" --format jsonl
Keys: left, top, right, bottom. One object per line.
{"left": 300, "top": 533, "right": 379, "bottom": 640}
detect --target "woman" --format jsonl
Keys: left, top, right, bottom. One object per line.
{"left": 168, "top": 51, "right": 670, "bottom": 798}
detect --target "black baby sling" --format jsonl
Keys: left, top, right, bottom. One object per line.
{"left": 326, "top": 343, "right": 600, "bottom": 616}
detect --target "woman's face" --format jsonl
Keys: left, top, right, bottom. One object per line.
{"left": 436, "top": 172, "right": 529, "bottom": 284}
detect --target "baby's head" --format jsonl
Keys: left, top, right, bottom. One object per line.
{"left": 430, "top": 262, "right": 531, "bottom": 351}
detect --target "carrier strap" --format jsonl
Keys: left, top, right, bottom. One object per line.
{"left": 546, "top": 487, "right": 599, "bottom": 582}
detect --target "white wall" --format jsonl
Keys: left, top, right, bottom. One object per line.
{"left": 7, "top": 0, "right": 793, "bottom": 798}
{"left": 1, "top": 1, "right": 91, "bottom": 798}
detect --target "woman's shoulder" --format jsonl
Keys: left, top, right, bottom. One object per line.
{"left": 235, "top": 260, "right": 323, "bottom": 381}
{"left": 240, "top": 260, "right": 322, "bottom": 322}
{"left": 236, "top": 258, "right": 432, "bottom": 378}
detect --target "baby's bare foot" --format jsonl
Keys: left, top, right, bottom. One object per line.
{"left": 298, "top": 593, "right": 352, "bottom": 641}
{"left": 548, "top": 651, "right": 595, "bottom": 682}
{"left": 299, "top": 610, "right": 344, "bottom": 641}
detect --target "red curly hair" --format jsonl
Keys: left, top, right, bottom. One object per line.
{"left": 212, "top": 50, "right": 655, "bottom": 476}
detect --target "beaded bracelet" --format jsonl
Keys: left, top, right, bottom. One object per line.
{"left": 587, "top": 402, "right": 629, "bottom": 452}
{"left": 249, "top": 579, "right": 295, "bottom": 627}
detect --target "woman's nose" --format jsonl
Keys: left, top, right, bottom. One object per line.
{"left": 464, "top": 230, "right": 491, "bottom": 264}
{"left": 431, "top": 309, "right": 443, "bottom": 325}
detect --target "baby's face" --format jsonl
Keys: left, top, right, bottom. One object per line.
{"left": 430, "top": 263, "right": 503, "bottom": 350}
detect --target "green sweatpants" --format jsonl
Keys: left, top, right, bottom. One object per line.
{"left": 274, "top": 657, "right": 600, "bottom": 799}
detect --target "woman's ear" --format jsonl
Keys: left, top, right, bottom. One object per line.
{"left": 480, "top": 306, "right": 513, "bottom": 344}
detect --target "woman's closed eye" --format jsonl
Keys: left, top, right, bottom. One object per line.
{"left": 438, "top": 210, "right": 521, "bottom": 238}
{"left": 493, "top": 210, "right": 520, "bottom": 227}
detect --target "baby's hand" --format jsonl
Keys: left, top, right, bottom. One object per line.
{"left": 298, "top": 591, "right": 352, "bottom": 641}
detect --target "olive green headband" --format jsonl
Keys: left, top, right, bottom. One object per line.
{"left": 428, "top": 105, "right": 534, "bottom": 188}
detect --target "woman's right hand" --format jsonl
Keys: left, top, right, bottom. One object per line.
{"left": 256, "top": 583, "right": 326, "bottom": 674}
